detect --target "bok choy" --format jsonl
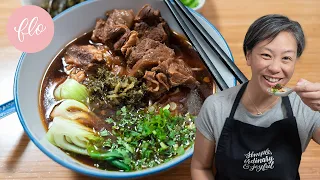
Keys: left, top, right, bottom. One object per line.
{"left": 54, "top": 78, "right": 89, "bottom": 103}
{"left": 46, "top": 117, "right": 131, "bottom": 171}
{"left": 46, "top": 99, "right": 131, "bottom": 171}
{"left": 47, "top": 100, "right": 132, "bottom": 171}
{"left": 50, "top": 99, "right": 89, "bottom": 120}
{"left": 46, "top": 116, "right": 103, "bottom": 155}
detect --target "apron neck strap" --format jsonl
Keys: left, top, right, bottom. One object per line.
{"left": 229, "top": 82, "right": 248, "bottom": 118}
{"left": 282, "top": 96, "right": 294, "bottom": 118}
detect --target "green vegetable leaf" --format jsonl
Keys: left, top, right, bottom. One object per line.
{"left": 177, "top": 146, "right": 185, "bottom": 156}
{"left": 99, "top": 129, "right": 110, "bottom": 137}
{"left": 88, "top": 150, "right": 124, "bottom": 161}
{"left": 54, "top": 78, "right": 89, "bottom": 103}
{"left": 167, "top": 140, "right": 175, "bottom": 146}
{"left": 105, "top": 118, "right": 114, "bottom": 123}
{"left": 109, "top": 160, "right": 131, "bottom": 171}
{"left": 130, "top": 131, "right": 141, "bottom": 137}
{"left": 102, "top": 139, "right": 112, "bottom": 147}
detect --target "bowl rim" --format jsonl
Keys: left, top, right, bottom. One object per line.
{"left": 14, "top": 0, "right": 235, "bottom": 178}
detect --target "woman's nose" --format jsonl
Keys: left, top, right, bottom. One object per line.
{"left": 267, "top": 59, "right": 281, "bottom": 73}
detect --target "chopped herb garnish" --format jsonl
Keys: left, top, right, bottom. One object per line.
{"left": 99, "top": 129, "right": 110, "bottom": 137}
{"left": 94, "top": 105, "right": 196, "bottom": 171}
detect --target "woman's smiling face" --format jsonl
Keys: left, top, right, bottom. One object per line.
{"left": 246, "top": 31, "right": 298, "bottom": 94}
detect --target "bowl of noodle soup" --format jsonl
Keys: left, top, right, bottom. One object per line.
{"left": 12, "top": 0, "right": 235, "bottom": 178}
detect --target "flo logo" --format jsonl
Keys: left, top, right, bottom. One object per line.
{"left": 6, "top": 5, "right": 54, "bottom": 53}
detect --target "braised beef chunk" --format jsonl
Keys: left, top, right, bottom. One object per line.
{"left": 91, "top": 19, "right": 130, "bottom": 50}
{"left": 129, "top": 59, "right": 160, "bottom": 77}
{"left": 148, "top": 22, "right": 170, "bottom": 42}
{"left": 64, "top": 45, "right": 104, "bottom": 70}
{"left": 152, "top": 58, "right": 200, "bottom": 89}
{"left": 121, "top": 31, "right": 139, "bottom": 55}
{"left": 167, "top": 59, "right": 200, "bottom": 89}
{"left": 140, "top": 57, "right": 199, "bottom": 99}
{"left": 134, "top": 22, "right": 169, "bottom": 42}
{"left": 143, "top": 71, "right": 168, "bottom": 99}
{"left": 142, "top": 43, "right": 175, "bottom": 62}
{"left": 106, "top": 9, "right": 135, "bottom": 28}
{"left": 151, "top": 57, "right": 173, "bottom": 73}
{"left": 92, "top": 9, "right": 134, "bottom": 51}
{"left": 133, "top": 22, "right": 149, "bottom": 35}
{"left": 113, "top": 26, "right": 131, "bottom": 50}
{"left": 126, "top": 38, "right": 175, "bottom": 67}
{"left": 127, "top": 38, "right": 163, "bottom": 62}
{"left": 133, "top": 4, "right": 171, "bottom": 43}
{"left": 91, "top": 19, "right": 111, "bottom": 42}
{"left": 143, "top": 71, "right": 160, "bottom": 92}
{"left": 134, "top": 4, "right": 162, "bottom": 26}
{"left": 156, "top": 73, "right": 170, "bottom": 91}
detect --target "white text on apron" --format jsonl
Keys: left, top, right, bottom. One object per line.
{"left": 243, "top": 148, "right": 275, "bottom": 172}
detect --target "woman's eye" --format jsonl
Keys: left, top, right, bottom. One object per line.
{"left": 261, "top": 54, "right": 271, "bottom": 58}
{"left": 283, "top": 56, "right": 292, "bottom": 61}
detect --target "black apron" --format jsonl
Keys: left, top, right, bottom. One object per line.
{"left": 215, "top": 82, "right": 302, "bottom": 180}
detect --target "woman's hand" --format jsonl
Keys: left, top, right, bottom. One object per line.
{"left": 293, "top": 78, "right": 320, "bottom": 111}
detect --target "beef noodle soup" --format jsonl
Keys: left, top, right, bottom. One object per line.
{"left": 40, "top": 4, "right": 215, "bottom": 172}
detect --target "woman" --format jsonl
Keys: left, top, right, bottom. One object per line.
{"left": 191, "top": 14, "right": 320, "bottom": 180}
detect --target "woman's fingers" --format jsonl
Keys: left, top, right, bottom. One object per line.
{"left": 297, "top": 91, "right": 320, "bottom": 100}
{"left": 294, "top": 79, "right": 320, "bottom": 111}
{"left": 299, "top": 96, "right": 320, "bottom": 111}
{"left": 294, "top": 79, "right": 320, "bottom": 92}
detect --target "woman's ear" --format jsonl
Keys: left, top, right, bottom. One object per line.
{"left": 246, "top": 51, "right": 252, "bottom": 66}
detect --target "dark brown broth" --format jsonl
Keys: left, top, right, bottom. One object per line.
{"left": 39, "top": 30, "right": 215, "bottom": 169}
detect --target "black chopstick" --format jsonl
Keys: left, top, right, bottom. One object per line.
{"left": 172, "top": 0, "right": 248, "bottom": 84}
{"left": 164, "top": 0, "right": 229, "bottom": 90}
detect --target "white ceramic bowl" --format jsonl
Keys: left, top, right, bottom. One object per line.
{"left": 2, "top": 0, "right": 235, "bottom": 178}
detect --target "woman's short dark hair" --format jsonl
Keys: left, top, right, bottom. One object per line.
{"left": 243, "top": 14, "right": 305, "bottom": 58}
